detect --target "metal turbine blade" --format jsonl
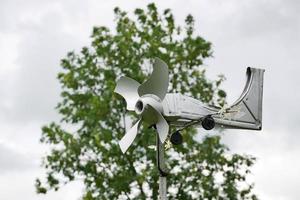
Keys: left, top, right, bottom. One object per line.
{"left": 119, "top": 119, "right": 141, "bottom": 153}
{"left": 156, "top": 114, "right": 169, "bottom": 143}
{"left": 138, "top": 58, "right": 169, "bottom": 100}
{"left": 114, "top": 76, "right": 141, "bottom": 111}
{"left": 148, "top": 105, "right": 169, "bottom": 143}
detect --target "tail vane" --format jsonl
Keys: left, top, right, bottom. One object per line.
{"left": 214, "top": 67, "right": 265, "bottom": 130}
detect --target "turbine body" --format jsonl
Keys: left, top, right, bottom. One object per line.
{"left": 161, "top": 67, "right": 265, "bottom": 130}
{"left": 115, "top": 58, "right": 264, "bottom": 153}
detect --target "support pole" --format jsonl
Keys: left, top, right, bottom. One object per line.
{"left": 156, "top": 133, "right": 168, "bottom": 200}
{"left": 159, "top": 176, "right": 167, "bottom": 200}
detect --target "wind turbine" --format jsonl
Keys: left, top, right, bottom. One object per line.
{"left": 115, "top": 58, "right": 264, "bottom": 152}
{"left": 114, "top": 58, "right": 264, "bottom": 199}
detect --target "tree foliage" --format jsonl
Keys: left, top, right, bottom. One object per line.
{"left": 36, "top": 3, "right": 257, "bottom": 200}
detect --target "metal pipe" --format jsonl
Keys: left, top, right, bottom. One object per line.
{"left": 156, "top": 132, "right": 168, "bottom": 199}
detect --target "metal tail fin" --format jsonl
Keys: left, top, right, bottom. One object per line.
{"left": 215, "top": 67, "right": 265, "bottom": 130}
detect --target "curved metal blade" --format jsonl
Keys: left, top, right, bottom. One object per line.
{"left": 148, "top": 105, "right": 169, "bottom": 143}
{"left": 119, "top": 119, "right": 141, "bottom": 153}
{"left": 138, "top": 58, "right": 169, "bottom": 100}
{"left": 156, "top": 113, "right": 169, "bottom": 143}
{"left": 115, "top": 76, "right": 141, "bottom": 111}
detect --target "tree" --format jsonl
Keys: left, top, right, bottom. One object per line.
{"left": 36, "top": 3, "right": 258, "bottom": 200}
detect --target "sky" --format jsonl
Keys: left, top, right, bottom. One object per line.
{"left": 0, "top": 0, "right": 299, "bottom": 199}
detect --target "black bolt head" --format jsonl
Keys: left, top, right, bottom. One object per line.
{"left": 202, "top": 116, "right": 215, "bottom": 130}
{"left": 170, "top": 131, "right": 183, "bottom": 145}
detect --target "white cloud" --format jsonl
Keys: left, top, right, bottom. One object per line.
{"left": 0, "top": 142, "right": 34, "bottom": 172}
{"left": 0, "top": 169, "right": 84, "bottom": 200}
{"left": 221, "top": 129, "right": 300, "bottom": 200}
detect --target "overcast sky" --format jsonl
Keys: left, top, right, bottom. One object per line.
{"left": 0, "top": 0, "right": 299, "bottom": 199}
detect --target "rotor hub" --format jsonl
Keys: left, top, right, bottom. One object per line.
{"left": 135, "top": 94, "right": 163, "bottom": 124}
{"left": 135, "top": 100, "right": 144, "bottom": 114}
